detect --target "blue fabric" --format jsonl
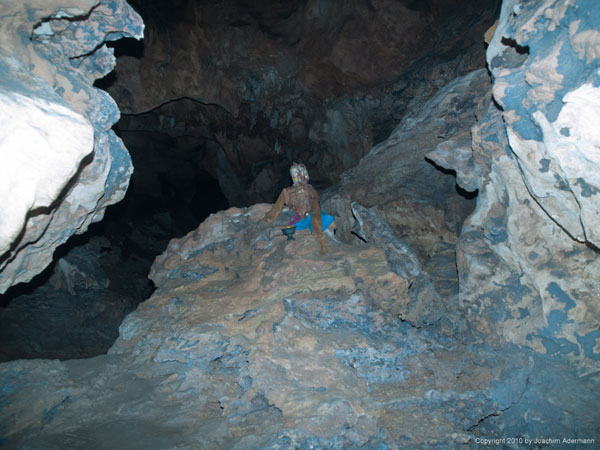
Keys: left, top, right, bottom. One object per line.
{"left": 295, "top": 212, "right": 334, "bottom": 233}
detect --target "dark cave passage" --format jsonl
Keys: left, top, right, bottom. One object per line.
{"left": 0, "top": 140, "right": 229, "bottom": 362}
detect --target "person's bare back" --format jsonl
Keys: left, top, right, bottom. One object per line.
{"left": 264, "top": 163, "right": 328, "bottom": 254}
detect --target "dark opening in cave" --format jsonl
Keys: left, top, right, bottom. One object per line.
{"left": 0, "top": 139, "right": 229, "bottom": 361}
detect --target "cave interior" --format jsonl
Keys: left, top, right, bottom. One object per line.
{"left": 0, "top": 0, "right": 599, "bottom": 448}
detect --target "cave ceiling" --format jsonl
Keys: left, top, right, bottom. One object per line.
{"left": 108, "top": 0, "right": 499, "bottom": 205}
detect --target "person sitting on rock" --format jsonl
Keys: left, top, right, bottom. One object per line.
{"left": 264, "top": 162, "right": 334, "bottom": 254}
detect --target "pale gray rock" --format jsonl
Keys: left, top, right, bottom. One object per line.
{"left": 0, "top": 75, "right": 94, "bottom": 258}
{"left": 350, "top": 202, "right": 421, "bottom": 280}
{"left": 426, "top": 137, "right": 480, "bottom": 193}
{"left": 519, "top": 89, "right": 600, "bottom": 246}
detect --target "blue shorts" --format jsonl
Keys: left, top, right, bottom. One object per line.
{"left": 295, "top": 212, "right": 334, "bottom": 233}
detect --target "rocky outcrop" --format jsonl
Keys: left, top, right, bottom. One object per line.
{"left": 432, "top": 0, "right": 600, "bottom": 376}
{"left": 318, "top": 68, "right": 490, "bottom": 334}
{"left": 322, "top": 68, "right": 490, "bottom": 259}
{"left": 110, "top": 0, "right": 498, "bottom": 205}
{"left": 2, "top": 205, "right": 596, "bottom": 448}
{"left": 350, "top": 202, "right": 422, "bottom": 281}
{"left": 0, "top": 0, "right": 143, "bottom": 293}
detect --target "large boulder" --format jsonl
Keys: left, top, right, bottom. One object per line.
{"left": 0, "top": 0, "right": 143, "bottom": 293}
{"left": 322, "top": 68, "right": 490, "bottom": 258}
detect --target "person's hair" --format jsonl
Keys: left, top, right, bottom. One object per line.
{"left": 290, "top": 162, "right": 309, "bottom": 184}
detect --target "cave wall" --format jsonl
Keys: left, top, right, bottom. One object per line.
{"left": 433, "top": 0, "right": 600, "bottom": 375}
{"left": 320, "top": 0, "right": 600, "bottom": 375}
{"left": 110, "top": 0, "right": 498, "bottom": 205}
{"left": 0, "top": 0, "right": 143, "bottom": 293}
{"left": 322, "top": 69, "right": 490, "bottom": 257}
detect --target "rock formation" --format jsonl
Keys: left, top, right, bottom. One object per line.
{"left": 0, "top": 0, "right": 143, "bottom": 293}
{"left": 0, "top": 233, "right": 153, "bottom": 361}
{"left": 322, "top": 68, "right": 490, "bottom": 259}
{"left": 2, "top": 205, "right": 596, "bottom": 447}
{"left": 432, "top": 0, "right": 600, "bottom": 377}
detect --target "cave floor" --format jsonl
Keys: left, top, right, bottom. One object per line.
{"left": 1, "top": 205, "right": 597, "bottom": 449}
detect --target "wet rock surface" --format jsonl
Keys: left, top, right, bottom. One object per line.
{"left": 1, "top": 206, "right": 597, "bottom": 448}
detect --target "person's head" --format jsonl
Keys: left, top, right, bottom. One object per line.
{"left": 290, "top": 162, "right": 309, "bottom": 185}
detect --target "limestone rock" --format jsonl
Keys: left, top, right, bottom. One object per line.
{"left": 450, "top": 0, "right": 600, "bottom": 375}
{"left": 111, "top": 0, "right": 497, "bottom": 205}
{"left": 0, "top": 0, "right": 143, "bottom": 293}
{"left": 350, "top": 202, "right": 421, "bottom": 280}
{"left": 0, "top": 74, "right": 94, "bottom": 258}
{"left": 111, "top": 0, "right": 472, "bottom": 115}
{"left": 426, "top": 136, "right": 481, "bottom": 193}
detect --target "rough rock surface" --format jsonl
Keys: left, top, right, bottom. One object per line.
{"left": 0, "top": 0, "right": 143, "bottom": 293}
{"left": 350, "top": 202, "right": 422, "bottom": 281}
{"left": 0, "top": 234, "right": 153, "bottom": 362}
{"left": 110, "top": 0, "right": 498, "bottom": 205}
{"left": 2, "top": 205, "right": 597, "bottom": 448}
{"left": 321, "top": 68, "right": 490, "bottom": 259}
{"left": 433, "top": 0, "right": 600, "bottom": 376}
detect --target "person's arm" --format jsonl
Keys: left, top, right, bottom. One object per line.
{"left": 264, "top": 190, "right": 285, "bottom": 223}
{"left": 309, "top": 187, "right": 328, "bottom": 254}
